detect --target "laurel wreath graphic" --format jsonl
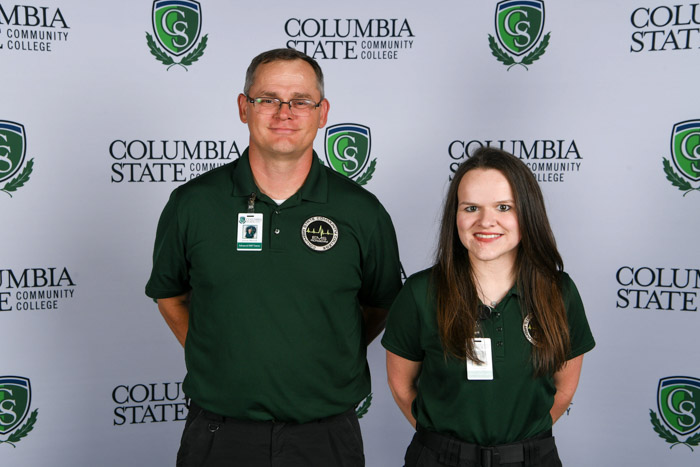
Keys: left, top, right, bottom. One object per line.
{"left": 0, "top": 158, "right": 33, "bottom": 198}
{"left": 488, "top": 32, "right": 550, "bottom": 70}
{"left": 0, "top": 409, "right": 38, "bottom": 448}
{"left": 650, "top": 409, "right": 700, "bottom": 451}
{"left": 146, "top": 33, "right": 208, "bottom": 71}
{"left": 355, "top": 393, "right": 372, "bottom": 419}
{"left": 356, "top": 159, "right": 377, "bottom": 186}
{"left": 663, "top": 158, "right": 700, "bottom": 196}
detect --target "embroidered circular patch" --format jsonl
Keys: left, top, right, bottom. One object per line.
{"left": 522, "top": 313, "right": 537, "bottom": 345}
{"left": 301, "top": 216, "right": 339, "bottom": 251}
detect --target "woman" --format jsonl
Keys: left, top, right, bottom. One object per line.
{"left": 382, "top": 147, "right": 595, "bottom": 467}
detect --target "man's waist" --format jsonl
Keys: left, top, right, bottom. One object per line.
{"left": 182, "top": 367, "right": 370, "bottom": 422}
{"left": 187, "top": 398, "right": 357, "bottom": 425}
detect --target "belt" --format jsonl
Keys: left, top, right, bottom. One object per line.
{"left": 416, "top": 425, "right": 556, "bottom": 467}
{"left": 187, "top": 399, "right": 355, "bottom": 426}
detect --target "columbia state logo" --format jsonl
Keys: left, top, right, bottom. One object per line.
{"left": 650, "top": 376, "right": 700, "bottom": 451}
{"left": 663, "top": 120, "right": 700, "bottom": 195}
{"left": 0, "top": 120, "right": 34, "bottom": 198}
{"left": 0, "top": 376, "right": 39, "bottom": 448}
{"left": 488, "top": 0, "right": 551, "bottom": 70}
{"left": 146, "top": 0, "right": 208, "bottom": 70}
{"left": 324, "top": 124, "right": 376, "bottom": 186}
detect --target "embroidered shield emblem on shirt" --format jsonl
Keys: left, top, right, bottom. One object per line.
{"left": 301, "top": 216, "right": 338, "bottom": 251}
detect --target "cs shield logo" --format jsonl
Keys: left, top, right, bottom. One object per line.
{"left": 324, "top": 124, "right": 376, "bottom": 186}
{"left": 0, "top": 376, "right": 38, "bottom": 448}
{"left": 0, "top": 121, "right": 34, "bottom": 198}
{"left": 488, "top": 0, "right": 551, "bottom": 70}
{"left": 663, "top": 120, "right": 700, "bottom": 195}
{"left": 650, "top": 376, "right": 700, "bottom": 451}
{"left": 146, "top": 0, "right": 208, "bottom": 70}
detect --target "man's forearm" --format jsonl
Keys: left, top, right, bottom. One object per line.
{"left": 157, "top": 293, "right": 190, "bottom": 347}
{"left": 362, "top": 306, "right": 389, "bottom": 344}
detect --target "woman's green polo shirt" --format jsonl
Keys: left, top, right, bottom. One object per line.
{"left": 382, "top": 267, "right": 595, "bottom": 445}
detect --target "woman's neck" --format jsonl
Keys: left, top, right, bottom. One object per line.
{"left": 471, "top": 260, "right": 516, "bottom": 306}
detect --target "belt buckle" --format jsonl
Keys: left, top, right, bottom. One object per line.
{"left": 479, "top": 446, "right": 500, "bottom": 467}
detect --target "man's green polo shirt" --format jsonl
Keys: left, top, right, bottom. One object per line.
{"left": 146, "top": 150, "right": 402, "bottom": 423}
{"left": 382, "top": 268, "right": 595, "bottom": 445}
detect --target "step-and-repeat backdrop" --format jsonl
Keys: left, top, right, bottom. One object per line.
{"left": 2, "top": 1, "right": 699, "bottom": 465}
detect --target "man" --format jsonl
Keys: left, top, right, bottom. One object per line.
{"left": 145, "top": 48, "right": 402, "bottom": 467}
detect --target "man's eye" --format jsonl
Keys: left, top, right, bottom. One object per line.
{"left": 292, "top": 100, "right": 313, "bottom": 108}
{"left": 257, "top": 98, "right": 277, "bottom": 105}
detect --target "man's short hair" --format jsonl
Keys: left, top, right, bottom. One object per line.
{"left": 243, "top": 48, "right": 325, "bottom": 99}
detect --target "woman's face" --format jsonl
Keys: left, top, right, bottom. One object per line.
{"left": 456, "top": 168, "right": 521, "bottom": 269}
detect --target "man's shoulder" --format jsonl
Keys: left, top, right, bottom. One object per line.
{"left": 322, "top": 164, "right": 383, "bottom": 207}
{"left": 175, "top": 160, "right": 238, "bottom": 197}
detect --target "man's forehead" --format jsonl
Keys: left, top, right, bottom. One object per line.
{"left": 254, "top": 60, "right": 313, "bottom": 78}
{"left": 249, "top": 60, "right": 320, "bottom": 94}
{"left": 256, "top": 90, "right": 315, "bottom": 98}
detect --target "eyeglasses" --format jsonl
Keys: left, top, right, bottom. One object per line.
{"left": 246, "top": 96, "right": 321, "bottom": 116}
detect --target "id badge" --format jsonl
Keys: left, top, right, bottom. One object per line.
{"left": 466, "top": 338, "right": 493, "bottom": 380}
{"left": 237, "top": 213, "right": 263, "bottom": 251}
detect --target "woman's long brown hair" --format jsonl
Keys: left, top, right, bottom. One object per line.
{"left": 433, "top": 147, "right": 570, "bottom": 376}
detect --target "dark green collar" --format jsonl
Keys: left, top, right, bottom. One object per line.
{"left": 231, "top": 148, "right": 328, "bottom": 206}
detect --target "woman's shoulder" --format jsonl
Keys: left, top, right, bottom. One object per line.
{"left": 404, "top": 266, "right": 435, "bottom": 288}
{"left": 557, "top": 270, "right": 578, "bottom": 292}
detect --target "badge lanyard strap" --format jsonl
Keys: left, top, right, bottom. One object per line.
{"left": 248, "top": 192, "right": 256, "bottom": 213}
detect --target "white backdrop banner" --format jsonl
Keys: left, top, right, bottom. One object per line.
{"left": 1, "top": 1, "right": 699, "bottom": 466}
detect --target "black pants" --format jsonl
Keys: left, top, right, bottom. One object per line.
{"left": 404, "top": 428, "right": 562, "bottom": 467}
{"left": 176, "top": 400, "right": 365, "bottom": 467}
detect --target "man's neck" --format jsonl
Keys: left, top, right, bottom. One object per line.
{"left": 248, "top": 147, "right": 313, "bottom": 200}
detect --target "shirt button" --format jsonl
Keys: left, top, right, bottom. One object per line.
{"left": 496, "top": 327, "right": 503, "bottom": 332}
{"left": 494, "top": 312, "right": 501, "bottom": 319}
{"left": 274, "top": 228, "right": 280, "bottom": 235}
{"left": 274, "top": 210, "right": 280, "bottom": 215}
{"left": 496, "top": 341, "right": 504, "bottom": 347}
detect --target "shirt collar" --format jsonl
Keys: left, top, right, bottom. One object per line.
{"left": 496, "top": 283, "right": 520, "bottom": 308}
{"left": 231, "top": 148, "right": 327, "bottom": 204}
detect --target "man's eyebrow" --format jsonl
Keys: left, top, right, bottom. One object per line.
{"left": 255, "top": 91, "right": 316, "bottom": 100}
{"left": 291, "top": 92, "right": 314, "bottom": 99}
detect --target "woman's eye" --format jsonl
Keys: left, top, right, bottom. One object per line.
{"left": 464, "top": 206, "right": 477, "bottom": 213}
{"left": 497, "top": 204, "right": 512, "bottom": 212}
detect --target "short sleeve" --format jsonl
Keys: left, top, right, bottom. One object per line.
{"left": 145, "top": 189, "right": 191, "bottom": 299}
{"left": 357, "top": 203, "right": 402, "bottom": 309}
{"left": 561, "top": 273, "right": 596, "bottom": 359}
{"left": 381, "top": 273, "right": 427, "bottom": 362}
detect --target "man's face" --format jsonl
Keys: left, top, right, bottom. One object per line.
{"left": 238, "top": 59, "right": 329, "bottom": 159}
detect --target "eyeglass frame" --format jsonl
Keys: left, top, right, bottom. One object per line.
{"left": 245, "top": 95, "right": 322, "bottom": 116}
